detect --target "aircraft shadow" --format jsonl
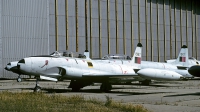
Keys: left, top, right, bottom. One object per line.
{"left": 42, "top": 88, "right": 71, "bottom": 93}
{"left": 116, "top": 92, "right": 174, "bottom": 96}
{"left": 164, "top": 92, "right": 200, "bottom": 97}
{"left": 75, "top": 89, "right": 175, "bottom": 96}
{"left": 0, "top": 87, "right": 33, "bottom": 91}
{"left": 190, "top": 78, "right": 200, "bottom": 80}
{"left": 41, "top": 87, "right": 175, "bottom": 96}
{"left": 0, "top": 87, "right": 175, "bottom": 96}
{"left": 128, "top": 84, "right": 177, "bottom": 88}
{"left": 28, "top": 83, "right": 176, "bottom": 94}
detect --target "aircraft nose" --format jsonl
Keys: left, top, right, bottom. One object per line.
{"left": 17, "top": 59, "right": 25, "bottom": 70}
{"left": 188, "top": 65, "right": 200, "bottom": 77}
{"left": 4, "top": 67, "right": 8, "bottom": 70}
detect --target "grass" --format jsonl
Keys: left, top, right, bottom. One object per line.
{"left": 0, "top": 91, "right": 149, "bottom": 112}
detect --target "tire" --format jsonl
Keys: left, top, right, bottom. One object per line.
{"left": 34, "top": 86, "right": 41, "bottom": 92}
{"left": 17, "top": 78, "right": 22, "bottom": 82}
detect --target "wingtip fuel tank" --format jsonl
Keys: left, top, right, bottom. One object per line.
{"left": 188, "top": 65, "right": 200, "bottom": 77}
{"left": 137, "top": 68, "right": 183, "bottom": 80}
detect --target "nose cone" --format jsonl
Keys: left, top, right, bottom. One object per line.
{"left": 188, "top": 65, "right": 200, "bottom": 77}
{"left": 4, "top": 67, "right": 8, "bottom": 71}
{"left": 138, "top": 69, "right": 152, "bottom": 77}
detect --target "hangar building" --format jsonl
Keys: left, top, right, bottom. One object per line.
{"left": 1, "top": 0, "right": 200, "bottom": 78}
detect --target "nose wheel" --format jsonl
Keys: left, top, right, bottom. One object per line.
{"left": 34, "top": 78, "right": 41, "bottom": 92}
{"left": 17, "top": 75, "right": 22, "bottom": 82}
{"left": 34, "top": 86, "right": 41, "bottom": 92}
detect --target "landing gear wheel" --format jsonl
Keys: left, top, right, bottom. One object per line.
{"left": 17, "top": 75, "right": 22, "bottom": 82}
{"left": 182, "top": 78, "right": 188, "bottom": 81}
{"left": 139, "top": 80, "right": 151, "bottom": 85}
{"left": 100, "top": 83, "right": 112, "bottom": 92}
{"left": 17, "top": 78, "right": 22, "bottom": 82}
{"left": 34, "top": 86, "right": 41, "bottom": 92}
{"left": 71, "top": 87, "right": 81, "bottom": 92}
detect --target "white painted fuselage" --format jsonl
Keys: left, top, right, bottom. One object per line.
{"left": 18, "top": 56, "right": 138, "bottom": 80}
{"left": 96, "top": 58, "right": 188, "bottom": 80}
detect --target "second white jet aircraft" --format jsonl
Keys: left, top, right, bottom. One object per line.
{"left": 98, "top": 45, "right": 193, "bottom": 83}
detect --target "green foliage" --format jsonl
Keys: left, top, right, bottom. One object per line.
{"left": 104, "top": 95, "right": 148, "bottom": 112}
{"left": 0, "top": 91, "right": 149, "bottom": 112}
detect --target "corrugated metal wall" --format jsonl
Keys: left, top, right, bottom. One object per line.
{"left": 50, "top": 0, "right": 200, "bottom": 62}
{"left": 1, "top": 0, "right": 49, "bottom": 78}
{"left": 1, "top": 0, "right": 200, "bottom": 78}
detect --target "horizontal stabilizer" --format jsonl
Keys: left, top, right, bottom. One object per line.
{"left": 134, "top": 69, "right": 140, "bottom": 73}
{"left": 40, "top": 75, "right": 58, "bottom": 81}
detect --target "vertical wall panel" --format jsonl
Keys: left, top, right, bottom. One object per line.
{"left": 0, "top": 0, "right": 2, "bottom": 77}
{"left": 1, "top": 0, "right": 49, "bottom": 78}
{"left": 196, "top": 2, "right": 199, "bottom": 59}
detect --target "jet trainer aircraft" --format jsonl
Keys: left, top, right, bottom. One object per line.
{"left": 99, "top": 45, "right": 193, "bottom": 82}
{"left": 138, "top": 45, "right": 194, "bottom": 80}
{"left": 17, "top": 43, "right": 144, "bottom": 92}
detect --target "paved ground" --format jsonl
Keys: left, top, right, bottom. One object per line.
{"left": 1, "top": 79, "right": 200, "bottom": 112}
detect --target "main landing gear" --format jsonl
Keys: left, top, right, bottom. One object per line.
{"left": 100, "top": 82, "right": 112, "bottom": 92}
{"left": 139, "top": 79, "right": 151, "bottom": 85}
{"left": 69, "top": 80, "right": 112, "bottom": 92}
{"left": 68, "top": 80, "right": 93, "bottom": 92}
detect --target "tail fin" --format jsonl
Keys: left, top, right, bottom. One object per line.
{"left": 131, "top": 43, "right": 142, "bottom": 66}
{"left": 83, "top": 50, "right": 90, "bottom": 59}
{"left": 174, "top": 45, "right": 189, "bottom": 67}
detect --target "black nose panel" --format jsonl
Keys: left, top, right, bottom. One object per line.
{"left": 17, "top": 65, "right": 20, "bottom": 69}
{"left": 4, "top": 67, "right": 8, "bottom": 70}
{"left": 18, "top": 59, "right": 25, "bottom": 64}
{"left": 188, "top": 65, "right": 200, "bottom": 77}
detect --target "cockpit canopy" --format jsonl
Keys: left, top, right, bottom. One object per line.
{"left": 189, "top": 57, "right": 197, "bottom": 61}
{"left": 49, "top": 51, "right": 85, "bottom": 58}
{"left": 101, "top": 54, "right": 131, "bottom": 60}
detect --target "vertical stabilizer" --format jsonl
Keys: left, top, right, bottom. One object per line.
{"left": 174, "top": 45, "right": 189, "bottom": 67}
{"left": 131, "top": 43, "right": 142, "bottom": 66}
{"left": 84, "top": 50, "right": 90, "bottom": 59}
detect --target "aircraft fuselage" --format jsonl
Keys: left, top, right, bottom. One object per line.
{"left": 17, "top": 57, "right": 138, "bottom": 80}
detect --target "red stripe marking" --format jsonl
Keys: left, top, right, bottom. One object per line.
{"left": 118, "top": 65, "right": 123, "bottom": 74}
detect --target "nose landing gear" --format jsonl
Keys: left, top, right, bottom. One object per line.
{"left": 17, "top": 75, "right": 22, "bottom": 82}
{"left": 34, "top": 78, "right": 42, "bottom": 92}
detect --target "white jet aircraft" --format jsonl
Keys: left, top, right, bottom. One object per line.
{"left": 137, "top": 45, "right": 194, "bottom": 80}
{"left": 17, "top": 43, "right": 145, "bottom": 92}
{"left": 99, "top": 45, "right": 193, "bottom": 82}
{"left": 4, "top": 51, "right": 77, "bottom": 82}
